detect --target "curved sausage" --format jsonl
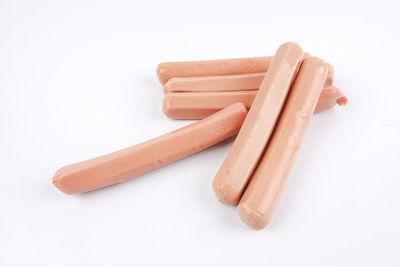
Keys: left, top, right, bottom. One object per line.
{"left": 237, "top": 57, "right": 328, "bottom": 229}
{"left": 212, "top": 42, "right": 304, "bottom": 205}
{"left": 53, "top": 103, "right": 248, "bottom": 194}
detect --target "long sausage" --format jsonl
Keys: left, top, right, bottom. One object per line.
{"left": 162, "top": 86, "right": 346, "bottom": 120}
{"left": 53, "top": 103, "right": 248, "bottom": 194}
{"left": 237, "top": 57, "right": 328, "bottom": 229}
{"left": 163, "top": 63, "right": 334, "bottom": 93}
{"left": 212, "top": 42, "right": 304, "bottom": 205}
{"left": 157, "top": 57, "right": 272, "bottom": 84}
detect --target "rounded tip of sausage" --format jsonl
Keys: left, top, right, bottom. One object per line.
{"left": 237, "top": 202, "right": 268, "bottom": 230}
{"left": 162, "top": 84, "right": 168, "bottom": 94}
{"left": 303, "top": 56, "right": 327, "bottom": 68}
{"left": 279, "top": 42, "right": 303, "bottom": 52}
{"left": 228, "top": 102, "right": 248, "bottom": 114}
{"left": 52, "top": 169, "right": 73, "bottom": 195}
{"left": 156, "top": 63, "right": 168, "bottom": 84}
{"left": 303, "top": 52, "right": 312, "bottom": 58}
{"left": 212, "top": 180, "right": 241, "bottom": 205}
{"left": 163, "top": 77, "right": 179, "bottom": 93}
{"left": 163, "top": 80, "right": 172, "bottom": 93}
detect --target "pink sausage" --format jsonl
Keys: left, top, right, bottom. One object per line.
{"left": 156, "top": 52, "right": 320, "bottom": 85}
{"left": 157, "top": 57, "right": 273, "bottom": 84}
{"left": 163, "top": 62, "right": 334, "bottom": 93}
{"left": 53, "top": 103, "right": 248, "bottom": 194}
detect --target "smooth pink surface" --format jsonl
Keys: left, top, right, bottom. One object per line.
{"left": 53, "top": 103, "right": 248, "bottom": 194}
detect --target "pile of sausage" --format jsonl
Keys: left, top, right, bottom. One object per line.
{"left": 53, "top": 42, "right": 347, "bottom": 230}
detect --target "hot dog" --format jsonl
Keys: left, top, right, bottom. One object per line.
{"left": 157, "top": 57, "right": 272, "bottom": 84}
{"left": 163, "top": 63, "right": 334, "bottom": 93}
{"left": 53, "top": 103, "right": 248, "bottom": 194}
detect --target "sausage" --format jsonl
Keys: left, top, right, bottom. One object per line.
{"left": 156, "top": 52, "right": 317, "bottom": 85}
{"left": 162, "top": 85, "right": 346, "bottom": 120}
{"left": 52, "top": 103, "right": 248, "bottom": 194}
{"left": 212, "top": 42, "right": 304, "bottom": 205}
{"left": 237, "top": 57, "right": 328, "bottom": 229}
{"left": 157, "top": 57, "right": 272, "bottom": 84}
{"left": 163, "top": 60, "right": 333, "bottom": 93}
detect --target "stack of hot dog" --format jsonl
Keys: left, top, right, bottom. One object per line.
{"left": 53, "top": 42, "right": 347, "bottom": 229}
{"left": 160, "top": 52, "right": 347, "bottom": 120}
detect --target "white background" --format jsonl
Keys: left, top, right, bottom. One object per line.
{"left": 1, "top": 0, "right": 399, "bottom": 266}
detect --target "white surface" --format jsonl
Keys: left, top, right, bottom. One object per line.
{"left": 1, "top": 0, "right": 399, "bottom": 266}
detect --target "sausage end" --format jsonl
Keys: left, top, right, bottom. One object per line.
{"left": 237, "top": 202, "right": 268, "bottom": 230}
{"left": 52, "top": 168, "right": 74, "bottom": 195}
{"left": 156, "top": 63, "right": 169, "bottom": 84}
{"left": 212, "top": 180, "right": 241, "bottom": 205}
